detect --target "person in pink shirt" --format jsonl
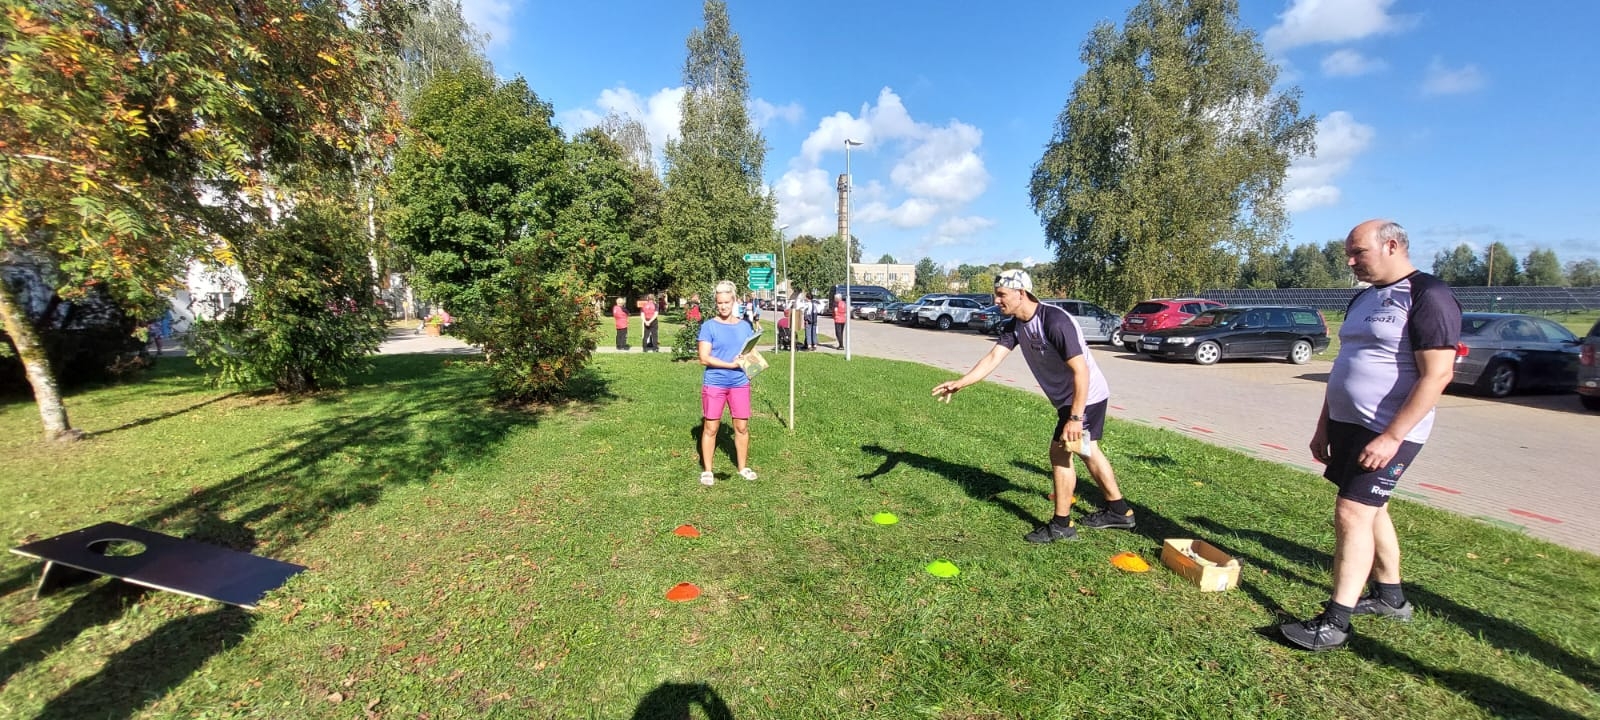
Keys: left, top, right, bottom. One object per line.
{"left": 612, "top": 297, "right": 630, "bottom": 351}
{"left": 640, "top": 293, "right": 660, "bottom": 352}
{"left": 832, "top": 294, "right": 848, "bottom": 350}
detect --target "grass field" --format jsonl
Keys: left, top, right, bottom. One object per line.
{"left": 2, "top": 352, "right": 1597, "bottom": 718}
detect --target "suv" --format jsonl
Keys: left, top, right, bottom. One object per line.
{"left": 1040, "top": 299, "right": 1123, "bottom": 344}
{"left": 1139, "top": 306, "right": 1329, "bottom": 365}
{"left": 1575, "top": 317, "right": 1599, "bottom": 411}
{"left": 916, "top": 296, "right": 988, "bottom": 330}
{"left": 828, "top": 285, "right": 896, "bottom": 305}
{"left": 1120, "top": 298, "right": 1224, "bottom": 352}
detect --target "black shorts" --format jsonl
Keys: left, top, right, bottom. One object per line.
{"left": 1052, "top": 400, "right": 1108, "bottom": 457}
{"left": 1323, "top": 420, "right": 1424, "bottom": 507}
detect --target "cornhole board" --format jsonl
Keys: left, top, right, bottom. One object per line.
{"left": 9, "top": 521, "right": 305, "bottom": 609}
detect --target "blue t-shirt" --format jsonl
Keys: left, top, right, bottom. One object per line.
{"left": 699, "top": 318, "right": 754, "bottom": 388}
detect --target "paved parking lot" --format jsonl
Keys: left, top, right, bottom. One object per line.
{"left": 840, "top": 318, "right": 1600, "bottom": 555}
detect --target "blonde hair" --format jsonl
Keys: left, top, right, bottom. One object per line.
{"left": 713, "top": 280, "right": 737, "bottom": 297}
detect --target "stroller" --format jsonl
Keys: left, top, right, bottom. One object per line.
{"left": 776, "top": 313, "right": 792, "bottom": 351}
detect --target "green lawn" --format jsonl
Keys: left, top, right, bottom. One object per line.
{"left": 2, "top": 353, "right": 1597, "bottom": 718}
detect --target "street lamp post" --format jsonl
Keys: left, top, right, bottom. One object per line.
{"left": 777, "top": 223, "right": 794, "bottom": 431}
{"left": 844, "top": 138, "right": 862, "bottom": 360}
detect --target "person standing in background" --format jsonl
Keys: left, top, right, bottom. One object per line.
{"left": 640, "top": 293, "right": 660, "bottom": 352}
{"left": 612, "top": 297, "right": 630, "bottom": 351}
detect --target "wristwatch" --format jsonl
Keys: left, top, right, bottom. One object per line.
{"left": 1067, "top": 414, "right": 1084, "bottom": 421}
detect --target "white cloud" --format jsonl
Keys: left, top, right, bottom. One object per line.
{"left": 856, "top": 199, "right": 941, "bottom": 228}
{"left": 751, "top": 99, "right": 804, "bottom": 128}
{"left": 1284, "top": 110, "right": 1375, "bottom": 212}
{"left": 922, "top": 216, "right": 997, "bottom": 248}
{"left": 777, "top": 87, "right": 990, "bottom": 235}
{"left": 557, "top": 86, "right": 686, "bottom": 168}
{"left": 1264, "top": 0, "right": 1415, "bottom": 52}
{"left": 1422, "top": 58, "right": 1486, "bottom": 96}
{"left": 772, "top": 168, "right": 836, "bottom": 238}
{"left": 460, "top": 0, "right": 518, "bottom": 48}
{"left": 1321, "top": 49, "right": 1387, "bottom": 77}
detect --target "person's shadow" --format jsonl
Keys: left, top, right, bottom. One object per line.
{"left": 859, "top": 444, "right": 1039, "bottom": 525}
{"left": 687, "top": 423, "right": 741, "bottom": 480}
{"left": 630, "top": 681, "right": 734, "bottom": 720}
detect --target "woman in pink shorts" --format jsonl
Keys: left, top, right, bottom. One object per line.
{"left": 696, "top": 281, "right": 758, "bottom": 486}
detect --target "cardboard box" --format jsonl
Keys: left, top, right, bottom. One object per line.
{"left": 1160, "top": 539, "right": 1240, "bottom": 592}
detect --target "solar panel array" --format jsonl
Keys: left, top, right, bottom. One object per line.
{"left": 1192, "top": 286, "right": 1600, "bottom": 314}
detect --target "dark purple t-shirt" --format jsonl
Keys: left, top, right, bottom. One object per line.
{"left": 997, "top": 302, "right": 1110, "bottom": 410}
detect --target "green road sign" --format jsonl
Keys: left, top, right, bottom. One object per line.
{"left": 746, "top": 266, "right": 774, "bottom": 290}
{"left": 743, "top": 253, "right": 777, "bottom": 263}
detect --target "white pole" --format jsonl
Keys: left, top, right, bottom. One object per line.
{"left": 844, "top": 139, "right": 862, "bottom": 361}
{"left": 778, "top": 224, "right": 795, "bottom": 432}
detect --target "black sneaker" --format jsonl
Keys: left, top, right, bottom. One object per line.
{"left": 1024, "top": 522, "right": 1080, "bottom": 544}
{"left": 1079, "top": 508, "right": 1136, "bottom": 530}
{"left": 1353, "top": 595, "right": 1414, "bottom": 621}
{"left": 1280, "top": 615, "right": 1352, "bottom": 651}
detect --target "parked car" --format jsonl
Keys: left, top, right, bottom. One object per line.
{"left": 897, "top": 295, "right": 948, "bottom": 323}
{"left": 880, "top": 302, "right": 907, "bottom": 321}
{"left": 1139, "top": 306, "right": 1329, "bottom": 365}
{"left": 1451, "top": 313, "right": 1581, "bottom": 398}
{"left": 969, "top": 304, "right": 1005, "bottom": 334}
{"left": 828, "top": 284, "right": 896, "bottom": 305}
{"left": 1121, "top": 297, "right": 1225, "bottom": 352}
{"left": 853, "top": 298, "right": 895, "bottom": 320}
{"left": 916, "top": 296, "right": 988, "bottom": 330}
{"left": 1579, "top": 317, "right": 1600, "bottom": 411}
{"left": 1041, "top": 299, "right": 1123, "bottom": 345}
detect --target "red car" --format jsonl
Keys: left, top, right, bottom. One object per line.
{"left": 1119, "top": 298, "right": 1224, "bottom": 352}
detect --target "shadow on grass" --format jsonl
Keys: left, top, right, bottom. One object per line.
{"left": 33, "top": 606, "right": 254, "bottom": 720}
{"left": 630, "top": 681, "right": 735, "bottom": 720}
{"left": 117, "top": 355, "right": 615, "bottom": 555}
{"left": 859, "top": 445, "right": 1040, "bottom": 525}
{"left": 10, "top": 354, "right": 614, "bottom": 709}
{"left": 89, "top": 392, "right": 244, "bottom": 439}
{"left": 0, "top": 584, "right": 150, "bottom": 687}
{"left": 1190, "top": 517, "right": 1599, "bottom": 695}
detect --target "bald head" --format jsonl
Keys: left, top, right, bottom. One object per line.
{"left": 1345, "top": 218, "right": 1415, "bottom": 285}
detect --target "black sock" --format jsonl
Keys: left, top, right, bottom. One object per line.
{"left": 1321, "top": 600, "right": 1354, "bottom": 630}
{"left": 1050, "top": 514, "right": 1074, "bottom": 528}
{"left": 1374, "top": 582, "right": 1405, "bottom": 608}
{"left": 1106, "top": 498, "right": 1131, "bottom": 516}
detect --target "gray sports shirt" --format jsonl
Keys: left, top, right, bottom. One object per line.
{"left": 997, "top": 302, "right": 1110, "bottom": 410}
{"left": 1328, "top": 271, "right": 1461, "bottom": 443}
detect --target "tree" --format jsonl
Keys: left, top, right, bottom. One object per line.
{"left": 913, "top": 258, "right": 941, "bottom": 294}
{"left": 389, "top": 68, "right": 601, "bottom": 401}
{"left": 565, "top": 129, "right": 664, "bottom": 296}
{"left": 392, "top": 0, "right": 491, "bottom": 110}
{"left": 1522, "top": 248, "right": 1564, "bottom": 286}
{"left": 599, "top": 112, "right": 657, "bottom": 176}
{"left": 1, "top": 0, "right": 401, "bottom": 440}
{"left": 1432, "top": 244, "right": 1485, "bottom": 286}
{"left": 657, "top": 1, "right": 777, "bottom": 296}
{"left": 787, "top": 235, "right": 847, "bottom": 297}
{"left": 1282, "top": 243, "right": 1333, "bottom": 288}
{"left": 1567, "top": 259, "right": 1600, "bottom": 287}
{"left": 1238, "top": 244, "right": 1286, "bottom": 288}
{"left": 1483, "top": 242, "right": 1520, "bottom": 286}
{"left": 1321, "top": 240, "right": 1354, "bottom": 287}
{"left": 876, "top": 254, "right": 898, "bottom": 264}
{"left": 1029, "top": 0, "right": 1315, "bottom": 311}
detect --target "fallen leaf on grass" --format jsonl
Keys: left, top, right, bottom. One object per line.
{"left": 326, "top": 692, "right": 344, "bottom": 704}
{"left": 1466, "top": 552, "right": 1479, "bottom": 559}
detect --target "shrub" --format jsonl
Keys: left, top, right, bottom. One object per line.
{"left": 189, "top": 201, "right": 387, "bottom": 393}
{"left": 672, "top": 318, "right": 702, "bottom": 362}
{"left": 466, "top": 241, "right": 599, "bottom": 402}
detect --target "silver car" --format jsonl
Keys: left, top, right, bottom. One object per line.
{"left": 916, "top": 296, "right": 988, "bottom": 330}
{"left": 1041, "top": 299, "right": 1124, "bottom": 345}
{"left": 1452, "top": 313, "right": 1581, "bottom": 398}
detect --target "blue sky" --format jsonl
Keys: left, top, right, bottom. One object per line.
{"left": 464, "top": 0, "right": 1599, "bottom": 273}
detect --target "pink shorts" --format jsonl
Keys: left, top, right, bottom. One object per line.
{"left": 702, "top": 385, "right": 752, "bottom": 420}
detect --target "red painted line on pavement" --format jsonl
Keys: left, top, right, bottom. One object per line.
{"left": 1190, "top": 426, "right": 1214, "bottom": 434}
{"left": 1508, "top": 509, "right": 1564, "bottom": 524}
{"left": 1416, "top": 483, "right": 1462, "bottom": 495}
{"left": 1261, "top": 442, "right": 1290, "bottom": 451}
{"left": 1111, "top": 405, "right": 1125, "bottom": 411}
{"left": 1158, "top": 416, "right": 1179, "bottom": 422}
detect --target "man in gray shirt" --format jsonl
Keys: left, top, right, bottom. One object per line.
{"left": 932, "top": 270, "right": 1136, "bottom": 543}
{"left": 1281, "top": 219, "right": 1461, "bottom": 651}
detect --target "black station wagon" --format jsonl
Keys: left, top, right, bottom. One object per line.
{"left": 1139, "top": 306, "right": 1330, "bottom": 365}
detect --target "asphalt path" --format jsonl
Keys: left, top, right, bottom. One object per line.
{"left": 835, "top": 318, "right": 1600, "bottom": 556}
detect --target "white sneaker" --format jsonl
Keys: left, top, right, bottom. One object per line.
{"left": 738, "top": 467, "right": 758, "bottom": 481}
{"left": 699, "top": 471, "right": 715, "bottom": 486}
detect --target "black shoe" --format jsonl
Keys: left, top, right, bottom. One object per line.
{"left": 1280, "top": 615, "right": 1352, "bottom": 651}
{"left": 1080, "top": 508, "right": 1136, "bottom": 530}
{"left": 1353, "top": 595, "right": 1414, "bottom": 621}
{"left": 1024, "top": 522, "right": 1079, "bottom": 544}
